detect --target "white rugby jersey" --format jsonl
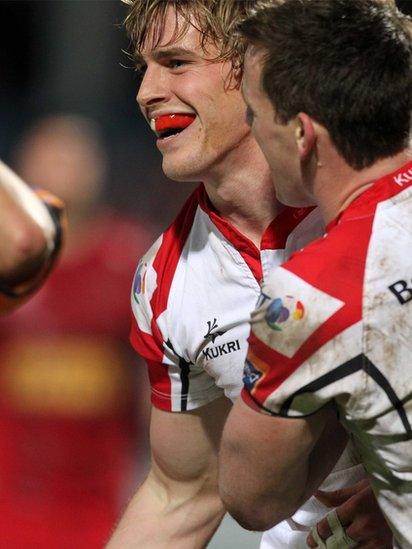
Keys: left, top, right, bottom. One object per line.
{"left": 243, "top": 161, "right": 412, "bottom": 547}
{"left": 130, "top": 184, "right": 322, "bottom": 412}
{"left": 130, "top": 184, "right": 367, "bottom": 547}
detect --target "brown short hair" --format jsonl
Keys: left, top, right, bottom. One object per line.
{"left": 240, "top": 0, "right": 412, "bottom": 170}
{"left": 123, "top": 0, "right": 267, "bottom": 72}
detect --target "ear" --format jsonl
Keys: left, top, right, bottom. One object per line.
{"left": 295, "top": 112, "right": 317, "bottom": 160}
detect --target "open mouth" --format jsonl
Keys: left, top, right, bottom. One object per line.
{"left": 150, "top": 114, "right": 196, "bottom": 139}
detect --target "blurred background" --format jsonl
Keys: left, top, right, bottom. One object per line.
{"left": 0, "top": 0, "right": 197, "bottom": 225}
{"left": 0, "top": 1, "right": 411, "bottom": 548}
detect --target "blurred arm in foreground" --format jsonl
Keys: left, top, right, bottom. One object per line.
{"left": 0, "top": 159, "right": 64, "bottom": 313}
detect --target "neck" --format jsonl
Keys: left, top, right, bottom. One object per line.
{"left": 314, "top": 148, "right": 412, "bottom": 225}
{"left": 203, "top": 137, "right": 280, "bottom": 246}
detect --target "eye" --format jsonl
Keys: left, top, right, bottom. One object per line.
{"left": 245, "top": 106, "right": 254, "bottom": 127}
{"left": 168, "top": 59, "right": 187, "bottom": 69}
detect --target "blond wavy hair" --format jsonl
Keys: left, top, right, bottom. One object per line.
{"left": 122, "top": 0, "right": 273, "bottom": 72}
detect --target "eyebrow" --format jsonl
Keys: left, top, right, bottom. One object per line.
{"left": 138, "top": 46, "right": 197, "bottom": 65}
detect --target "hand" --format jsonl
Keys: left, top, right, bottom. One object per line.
{"left": 307, "top": 479, "right": 393, "bottom": 548}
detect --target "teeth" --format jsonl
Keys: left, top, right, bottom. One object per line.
{"left": 150, "top": 119, "right": 156, "bottom": 132}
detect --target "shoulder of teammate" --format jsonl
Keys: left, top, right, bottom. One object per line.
{"left": 241, "top": 222, "right": 367, "bottom": 418}
{"left": 246, "top": 163, "right": 412, "bottom": 418}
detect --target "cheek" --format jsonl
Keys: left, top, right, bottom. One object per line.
{"left": 205, "top": 85, "right": 245, "bottom": 123}
{"left": 171, "top": 72, "right": 205, "bottom": 110}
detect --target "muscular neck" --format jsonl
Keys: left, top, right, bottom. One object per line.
{"left": 203, "top": 138, "right": 280, "bottom": 247}
{"left": 311, "top": 131, "right": 412, "bottom": 224}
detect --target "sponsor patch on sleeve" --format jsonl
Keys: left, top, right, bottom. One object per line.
{"left": 251, "top": 267, "right": 344, "bottom": 358}
{"left": 130, "top": 236, "right": 163, "bottom": 332}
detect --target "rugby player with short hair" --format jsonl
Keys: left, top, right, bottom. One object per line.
{"left": 0, "top": 159, "right": 64, "bottom": 314}
{"left": 108, "top": 1, "right": 391, "bottom": 547}
{"left": 219, "top": 1, "right": 412, "bottom": 547}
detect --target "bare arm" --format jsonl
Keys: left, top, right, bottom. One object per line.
{"left": 0, "top": 160, "right": 63, "bottom": 309}
{"left": 219, "top": 398, "right": 347, "bottom": 532}
{"left": 107, "top": 396, "right": 232, "bottom": 548}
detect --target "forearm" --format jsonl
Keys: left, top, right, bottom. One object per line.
{"left": 109, "top": 398, "right": 233, "bottom": 548}
{"left": 220, "top": 400, "right": 347, "bottom": 531}
{"left": 107, "top": 469, "right": 225, "bottom": 548}
{"left": 0, "top": 160, "right": 56, "bottom": 245}
{"left": 0, "top": 160, "right": 56, "bottom": 281}
{"left": 0, "top": 194, "right": 48, "bottom": 282}
{"left": 220, "top": 432, "right": 308, "bottom": 531}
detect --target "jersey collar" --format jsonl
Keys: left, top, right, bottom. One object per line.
{"left": 327, "top": 159, "right": 412, "bottom": 232}
{"left": 197, "top": 184, "right": 314, "bottom": 282}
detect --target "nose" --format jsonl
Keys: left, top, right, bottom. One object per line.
{"left": 137, "top": 64, "right": 171, "bottom": 110}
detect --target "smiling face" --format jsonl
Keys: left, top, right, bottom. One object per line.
{"left": 242, "top": 47, "right": 312, "bottom": 207}
{"left": 136, "top": 6, "right": 252, "bottom": 183}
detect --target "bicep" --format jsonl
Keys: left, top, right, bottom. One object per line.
{"left": 219, "top": 398, "right": 347, "bottom": 531}
{"left": 150, "top": 396, "right": 232, "bottom": 487}
{"left": 107, "top": 398, "right": 233, "bottom": 548}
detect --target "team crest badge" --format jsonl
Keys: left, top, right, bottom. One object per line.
{"left": 266, "top": 296, "right": 305, "bottom": 331}
{"left": 133, "top": 261, "right": 148, "bottom": 304}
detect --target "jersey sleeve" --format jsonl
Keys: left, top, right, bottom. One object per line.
{"left": 241, "top": 249, "right": 363, "bottom": 418}
{"left": 0, "top": 189, "right": 65, "bottom": 314}
{"left": 130, "top": 236, "right": 222, "bottom": 412}
{"left": 129, "top": 235, "right": 166, "bottom": 390}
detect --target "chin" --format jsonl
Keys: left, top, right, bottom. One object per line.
{"left": 162, "top": 158, "right": 204, "bottom": 183}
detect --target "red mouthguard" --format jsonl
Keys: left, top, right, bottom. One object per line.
{"left": 155, "top": 114, "right": 195, "bottom": 132}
